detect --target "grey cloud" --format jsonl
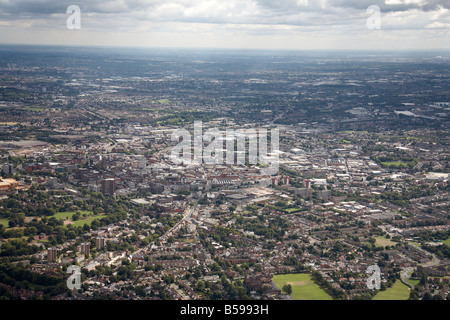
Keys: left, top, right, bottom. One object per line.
{"left": 0, "top": 0, "right": 449, "bottom": 28}
{"left": 332, "top": 0, "right": 450, "bottom": 12}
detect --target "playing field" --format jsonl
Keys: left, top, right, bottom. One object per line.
{"left": 374, "top": 236, "right": 396, "bottom": 247}
{"left": 51, "top": 211, "right": 93, "bottom": 221}
{"left": 50, "top": 211, "right": 105, "bottom": 227}
{"left": 72, "top": 215, "right": 106, "bottom": 227}
{"left": 373, "top": 280, "right": 410, "bottom": 300}
{"left": 272, "top": 273, "right": 333, "bottom": 300}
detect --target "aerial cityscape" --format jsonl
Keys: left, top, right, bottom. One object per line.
{"left": 0, "top": 0, "right": 449, "bottom": 307}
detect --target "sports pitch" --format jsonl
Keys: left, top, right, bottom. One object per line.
{"left": 272, "top": 273, "right": 333, "bottom": 300}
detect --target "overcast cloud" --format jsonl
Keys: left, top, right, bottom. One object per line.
{"left": 0, "top": 0, "right": 449, "bottom": 49}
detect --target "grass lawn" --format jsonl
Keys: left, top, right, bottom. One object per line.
{"left": 22, "top": 106, "right": 45, "bottom": 112}
{"left": 72, "top": 215, "right": 106, "bottom": 227}
{"left": 50, "top": 211, "right": 106, "bottom": 227}
{"left": 272, "top": 273, "right": 332, "bottom": 300}
{"left": 381, "top": 161, "right": 409, "bottom": 167}
{"left": 407, "top": 278, "right": 420, "bottom": 288}
{"left": 373, "top": 280, "right": 410, "bottom": 300}
{"left": 51, "top": 211, "right": 93, "bottom": 221}
{"left": 283, "top": 208, "right": 302, "bottom": 214}
{"left": 405, "top": 271, "right": 420, "bottom": 288}
{"left": 0, "top": 218, "right": 9, "bottom": 227}
{"left": 375, "top": 236, "right": 396, "bottom": 248}
{"left": 442, "top": 238, "right": 450, "bottom": 246}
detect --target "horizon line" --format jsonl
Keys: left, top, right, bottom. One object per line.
{"left": 1, "top": 42, "right": 450, "bottom": 53}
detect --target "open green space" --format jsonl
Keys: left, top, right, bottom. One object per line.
{"left": 0, "top": 218, "right": 10, "bottom": 227}
{"left": 272, "top": 273, "right": 333, "bottom": 300}
{"left": 373, "top": 280, "right": 410, "bottom": 300}
{"left": 51, "top": 210, "right": 93, "bottom": 221}
{"left": 442, "top": 238, "right": 450, "bottom": 246}
{"left": 22, "top": 105, "right": 45, "bottom": 112}
{"left": 49, "top": 211, "right": 106, "bottom": 227}
{"left": 404, "top": 270, "right": 420, "bottom": 288}
{"left": 381, "top": 161, "right": 409, "bottom": 167}
{"left": 72, "top": 214, "right": 106, "bottom": 227}
{"left": 282, "top": 208, "right": 302, "bottom": 214}
{"left": 374, "top": 236, "right": 397, "bottom": 248}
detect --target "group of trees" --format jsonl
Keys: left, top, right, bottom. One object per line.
{"left": 235, "top": 214, "right": 289, "bottom": 241}
{"left": 311, "top": 271, "right": 346, "bottom": 300}
{"left": 0, "top": 192, "right": 130, "bottom": 255}
{"left": 412, "top": 230, "right": 450, "bottom": 243}
{"left": 371, "top": 153, "right": 419, "bottom": 169}
{"left": 421, "top": 243, "right": 450, "bottom": 260}
{"left": 0, "top": 262, "right": 69, "bottom": 300}
{"left": 0, "top": 238, "right": 41, "bottom": 257}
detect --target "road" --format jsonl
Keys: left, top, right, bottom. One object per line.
{"left": 132, "top": 195, "right": 201, "bottom": 257}
{"left": 159, "top": 197, "right": 200, "bottom": 242}
{"left": 400, "top": 243, "right": 441, "bottom": 289}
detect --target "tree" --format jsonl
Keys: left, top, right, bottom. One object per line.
{"left": 422, "top": 292, "right": 432, "bottom": 300}
{"left": 196, "top": 281, "right": 205, "bottom": 292}
{"left": 282, "top": 284, "right": 292, "bottom": 295}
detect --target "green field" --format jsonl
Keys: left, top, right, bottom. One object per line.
{"left": 50, "top": 211, "right": 106, "bottom": 227}
{"left": 381, "top": 161, "right": 409, "bottom": 167}
{"left": 407, "top": 278, "right": 420, "bottom": 288}
{"left": 405, "top": 271, "right": 420, "bottom": 288}
{"left": 272, "top": 273, "right": 332, "bottom": 300}
{"left": 51, "top": 211, "right": 93, "bottom": 221}
{"left": 282, "top": 208, "right": 302, "bottom": 214}
{"left": 22, "top": 105, "right": 45, "bottom": 112}
{"left": 374, "top": 236, "right": 396, "bottom": 248}
{"left": 1, "top": 211, "right": 106, "bottom": 230}
{"left": 72, "top": 215, "right": 106, "bottom": 227}
{"left": 0, "top": 218, "right": 9, "bottom": 227}
{"left": 442, "top": 238, "right": 450, "bottom": 246}
{"left": 373, "top": 280, "right": 410, "bottom": 300}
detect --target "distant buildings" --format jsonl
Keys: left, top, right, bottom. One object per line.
{"left": 101, "top": 178, "right": 116, "bottom": 196}
{"left": 0, "top": 178, "right": 18, "bottom": 191}
{"left": 47, "top": 247, "right": 58, "bottom": 262}
{"left": 138, "top": 156, "right": 147, "bottom": 169}
{"left": 80, "top": 242, "right": 90, "bottom": 257}
{"left": 96, "top": 237, "right": 105, "bottom": 250}
{"left": 304, "top": 179, "right": 312, "bottom": 189}
{"left": 1, "top": 164, "right": 15, "bottom": 175}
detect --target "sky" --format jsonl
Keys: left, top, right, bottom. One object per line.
{"left": 0, "top": 0, "right": 449, "bottom": 50}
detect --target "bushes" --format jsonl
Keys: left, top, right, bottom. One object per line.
{"left": 2, "top": 228, "right": 24, "bottom": 239}
{"left": 0, "top": 239, "right": 40, "bottom": 257}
